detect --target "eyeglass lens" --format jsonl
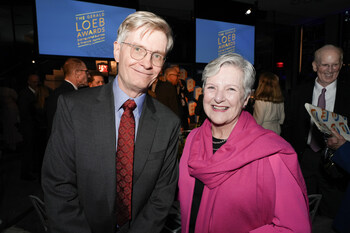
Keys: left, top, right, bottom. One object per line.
{"left": 125, "top": 43, "right": 165, "bottom": 67}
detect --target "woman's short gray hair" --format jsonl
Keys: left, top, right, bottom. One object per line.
{"left": 202, "top": 53, "right": 255, "bottom": 99}
{"left": 116, "top": 11, "right": 174, "bottom": 53}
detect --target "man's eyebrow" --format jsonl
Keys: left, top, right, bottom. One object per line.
{"left": 133, "top": 43, "right": 165, "bottom": 55}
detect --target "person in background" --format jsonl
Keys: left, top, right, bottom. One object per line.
{"left": 0, "top": 84, "right": 22, "bottom": 151}
{"left": 253, "top": 71, "right": 285, "bottom": 135}
{"left": 165, "top": 66, "right": 189, "bottom": 130}
{"left": 42, "top": 11, "right": 180, "bottom": 233}
{"left": 326, "top": 128, "right": 350, "bottom": 233}
{"left": 178, "top": 53, "right": 310, "bottom": 233}
{"left": 88, "top": 70, "right": 105, "bottom": 87}
{"left": 45, "top": 57, "right": 89, "bottom": 136}
{"left": 157, "top": 69, "right": 166, "bottom": 82}
{"left": 164, "top": 66, "right": 180, "bottom": 86}
{"left": 284, "top": 44, "right": 350, "bottom": 218}
{"left": 18, "top": 74, "right": 41, "bottom": 180}
{"left": 149, "top": 70, "right": 179, "bottom": 116}
{"left": 194, "top": 93, "right": 206, "bottom": 127}
{"left": 33, "top": 79, "right": 51, "bottom": 176}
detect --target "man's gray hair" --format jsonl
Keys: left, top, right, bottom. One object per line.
{"left": 314, "top": 44, "right": 343, "bottom": 64}
{"left": 116, "top": 11, "right": 173, "bottom": 53}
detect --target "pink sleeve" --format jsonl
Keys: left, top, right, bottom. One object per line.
{"left": 250, "top": 155, "right": 311, "bottom": 233}
{"left": 178, "top": 131, "right": 196, "bottom": 233}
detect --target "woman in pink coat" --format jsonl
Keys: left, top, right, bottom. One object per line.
{"left": 178, "top": 53, "right": 311, "bottom": 233}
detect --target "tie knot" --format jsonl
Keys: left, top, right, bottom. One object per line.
{"left": 122, "top": 99, "right": 136, "bottom": 111}
{"left": 321, "top": 88, "right": 326, "bottom": 94}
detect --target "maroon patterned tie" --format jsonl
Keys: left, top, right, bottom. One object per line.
{"left": 116, "top": 99, "right": 136, "bottom": 226}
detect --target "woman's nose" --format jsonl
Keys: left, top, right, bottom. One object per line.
{"left": 214, "top": 91, "right": 225, "bottom": 103}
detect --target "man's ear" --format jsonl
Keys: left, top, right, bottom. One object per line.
{"left": 114, "top": 41, "right": 121, "bottom": 62}
{"left": 74, "top": 69, "right": 79, "bottom": 79}
{"left": 312, "top": 61, "right": 318, "bottom": 72}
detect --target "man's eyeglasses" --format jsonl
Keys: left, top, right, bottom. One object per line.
{"left": 121, "top": 42, "right": 166, "bottom": 67}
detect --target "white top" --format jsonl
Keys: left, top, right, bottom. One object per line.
{"left": 253, "top": 100, "right": 285, "bottom": 135}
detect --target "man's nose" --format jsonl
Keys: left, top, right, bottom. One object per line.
{"left": 140, "top": 53, "right": 153, "bottom": 68}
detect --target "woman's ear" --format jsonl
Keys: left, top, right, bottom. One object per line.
{"left": 243, "top": 94, "right": 250, "bottom": 108}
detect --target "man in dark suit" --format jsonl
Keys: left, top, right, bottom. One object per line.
{"left": 149, "top": 75, "right": 180, "bottom": 117}
{"left": 327, "top": 129, "right": 350, "bottom": 233}
{"left": 285, "top": 44, "right": 350, "bottom": 218}
{"left": 164, "top": 66, "right": 189, "bottom": 130}
{"left": 41, "top": 11, "right": 180, "bottom": 233}
{"left": 45, "top": 57, "right": 88, "bottom": 136}
{"left": 18, "top": 74, "right": 40, "bottom": 180}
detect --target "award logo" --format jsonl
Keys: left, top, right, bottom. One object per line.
{"left": 218, "top": 28, "right": 236, "bottom": 56}
{"left": 76, "top": 10, "right": 105, "bottom": 48}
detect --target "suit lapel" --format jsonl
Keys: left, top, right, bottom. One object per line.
{"left": 133, "top": 95, "right": 159, "bottom": 183}
{"left": 304, "top": 81, "right": 314, "bottom": 104}
{"left": 92, "top": 82, "right": 117, "bottom": 212}
{"left": 334, "top": 79, "right": 344, "bottom": 113}
{"left": 91, "top": 88, "right": 161, "bottom": 210}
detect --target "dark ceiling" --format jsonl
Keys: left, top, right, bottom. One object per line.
{"left": 139, "top": 0, "right": 350, "bottom": 25}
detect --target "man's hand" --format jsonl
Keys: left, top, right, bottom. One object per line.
{"left": 327, "top": 128, "right": 346, "bottom": 150}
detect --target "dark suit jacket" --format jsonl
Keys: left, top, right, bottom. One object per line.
{"left": 45, "top": 80, "right": 76, "bottom": 136}
{"left": 332, "top": 142, "right": 350, "bottom": 233}
{"left": 155, "top": 81, "right": 179, "bottom": 116}
{"left": 285, "top": 78, "right": 350, "bottom": 155}
{"left": 41, "top": 80, "right": 181, "bottom": 233}
{"left": 18, "top": 86, "right": 37, "bottom": 132}
{"left": 194, "top": 94, "right": 207, "bottom": 126}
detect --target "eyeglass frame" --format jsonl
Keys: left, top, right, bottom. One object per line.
{"left": 121, "top": 42, "right": 166, "bottom": 67}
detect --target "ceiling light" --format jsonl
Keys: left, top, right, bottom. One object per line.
{"left": 245, "top": 8, "right": 252, "bottom": 15}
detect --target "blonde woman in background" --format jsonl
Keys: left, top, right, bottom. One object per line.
{"left": 253, "top": 72, "right": 285, "bottom": 135}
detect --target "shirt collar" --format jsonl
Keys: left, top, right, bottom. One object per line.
{"left": 315, "top": 77, "right": 337, "bottom": 92}
{"left": 28, "top": 86, "right": 36, "bottom": 94}
{"left": 64, "top": 79, "right": 78, "bottom": 90}
{"left": 113, "top": 76, "right": 145, "bottom": 115}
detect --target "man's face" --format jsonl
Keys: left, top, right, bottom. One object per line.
{"left": 179, "top": 68, "right": 187, "bottom": 80}
{"left": 312, "top": 48, "right": 342, "bottom": 87}
{"left": 75, "top": 64, "right": 89, "bottom": 88}
{"left": 28, "top": 75, "right": 40, "bottom": 90}
{"left": 89, "top": 75, "right": 105, "bottom": 87}
{"left": 166, "top": 68, "right": 180, "bottom": 86}
{"left": 113, "top": 27, "right": 167, "bottom": 98}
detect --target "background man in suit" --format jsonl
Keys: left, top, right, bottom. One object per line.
{"left": 45, "top": 57, "right": 88, "bottom": 136}
{"left": 164, "top": 66, "right": 189, "bottom": 130}
{"left": 149, "top": 68, "right": 179, "bottom": 116}
{"left": 285, "top": 44, "right": 350, "bottom": 218}
{"left": 18, "top": 74, "right": 40, "bottom": 180}
{"left": 42, "top": 11, "right": 180, "bottom": 233}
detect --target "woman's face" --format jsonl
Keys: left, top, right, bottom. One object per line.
{"left": 203, "top": 65, "right": 249, "bottom": 130}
